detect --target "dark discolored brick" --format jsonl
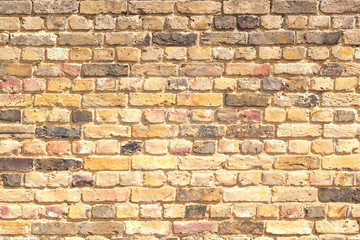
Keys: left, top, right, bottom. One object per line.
{"left": 1, "top": 173, "right": 22, "bottom": 187}
{"left": 321, "top": 63, "right": 343, "bottom": 76}
{"left": 304, "top": 206, "right": 326, "bottom": 218}
{"left": 0, "top": 109, "right": 21, "bottom": 122}
{"left": 227, "top": 124, "right": 275, "bottom": 138}
{"left": 214, "top": 16, "right": 236, "bottom": 30}
{"left": 297, "top": 93, "right": 319, "bottom": 107}
{"left": 272, "top": 0, "right": 318, "bottom": 14}
{"left": 318, "top": 188, "right": 360, "bottom": 202}
{"left": 92, "top": 204, "right": 115, "bottom": 219}
{"left": 262, "top": 78, "right": 285, "bottom": 91}
{"left": 217, "top": 109, "right": 239, "bottom": 123}
{"left": 305, "top": 32, "right": 341, "bottom": 45}
{"left": 72, "top": 110, "right": 92, "bottom": 123}
{"left": 153, "top": 32, "right": 198, "bottom": 46}
{"left": 33, "top": 0, "right": 78, "bottom": 14}
{"left": 79, "top": 222, "right": 124, "bottom": 235}
{"left": 225, "top": 93, "right": 271, "bottom": 107}
{"left": 166, "top": 77, "right": 188, "bottom": 91}
{"left": 35, "top": 126, "right": 82, "bottom": 138}
{"left": 334, "top": 110, "right": 356, "bottom": 122}
{"left": 82, "top": 64, "right": 128, "bottom": 77}
{"left": 176, "top": 188, "right": 221, "bottom": 202}
{"left": 193, "top": 141, "right": 216, "bottom": 154}
{"left": 237, "top": 16, "right": 259, "bottom": 29}
{"left": 0, "top": 157, "right": 33, "bottom": 171}
{"left": 31, "top": 222, "right": 77, "bottom": 235}
{"left": 121, "top": 141, "right": 142, "bottom": 154}
{"left": 72, "top": 173, "right": 94, "bottom": 187}
{"left": 185, "top": 205, "right": 207, "bottom": 218}
{"left": 179, "top": 125, "right": 225, "bottom": 138}
{"left": 36, "top": 158, "right": 82, "bottom": 171}
{"left": 219, "top": 221, "right": 264, "bottom": 235}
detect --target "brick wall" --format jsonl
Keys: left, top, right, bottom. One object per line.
{"left": 0, "top": 0, "right": 359, "bottom": 238}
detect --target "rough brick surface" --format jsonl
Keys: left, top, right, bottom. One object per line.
{"left": 0, "top": 0, "right": 359, "bottom": 239}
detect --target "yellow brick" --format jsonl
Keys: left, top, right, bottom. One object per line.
{"left": 23, "top": 109, "right": 47, "bottom": 123}
{"left": 287, "top": 108, "right": 309, "bottom": 122}
{"left": 335, "top": 77, "right": 357, "bottom": 91}
{"left": 0, "top": 222, "right": 29, "bottom": 235}
{"left": 35, "top": 189, "right": 81, "bottom": 203}
{"left": 0, "top": 94, "right": 32, "bottom": 107}
{"left": 129, "top": 93, "right": 176, "bottom": 106}
{"left": 70, "top": 47, "right": 92, "bottom": 61}
{"left": 96, "top": 109, "right": 118, "bottom": 123}
{"left": 116, "top": 204, "right": 138, "bottom": 219}
{"left": 84, "top": 156, "right": 130, "bottom": 170}
{"left": 116, "top": 47, "right": 140, "bottom": 62}
{"left": 34, "top": 94, "right": 81, "bottom": 107}
{"left": 214, "top": 78, "right": 236, "bottom": 91}
{"left": 132, "top": 155, "right": 177, "bottom": 170}
{"left": 323, "top": 155, "right": 360, "bottom": 170}
{"left": 83, "top": 93, "right": 127, "bottom": 107}
{"left": 265, "top": 108, "right": 286, "bottom": 122}
{"left": 84, "top": 125, "right": 130, "bottom": 138}
{"left": 47, "top": 78, "right": 71, "bottom": 92}
{"left": 177, "top": 93, "right": 222, "bottom": 106}
{"left": 132, "top": 125, "right": 178, "bottom": 138}
{"left": 72, "top": 79, "right": 94, "bottom": 91}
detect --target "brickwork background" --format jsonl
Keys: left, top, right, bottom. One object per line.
{"left": 0, "top": 0, "right": 359, "bottom": 238}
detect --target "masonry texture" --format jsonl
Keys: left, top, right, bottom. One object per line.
{"left": 2, "top": 0, "right": 360, "bottom": 239}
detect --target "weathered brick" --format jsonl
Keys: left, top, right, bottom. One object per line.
{"left": 0, "top": 109, "right": 21, "bottom": 123}
{"left": 304, "top": 32, "right": 341, "bottom": 45}
{"left": 176, "top": 1, "right": 221, "bottom": 14}
{"left": 180, "top": 125, "right": 225, "bottom": 138}
{"left": 83, "top": 125, "right": 130, "bottom": 138}
{"left": 201, "top": 32, "right": 247, "bottom": 45}
{"left": 225, "top": 93, "right": 271, "bottom": 107}
{"left": 174, "top": 221, "right": 218, "bottom": 234}
{"left": 36, "top": 158, "right": 82, "bottom": 171}
{"left": 272, "top": 0, "right": 318, "bottom": 14}
{"left": 82, "top": 189, "right": 129, "bottom": 202}
{"left": 80, "top": 1, "right": 127, "bottom": 14}
{"left": 180, "top": 63, "right": 224, "bottom": 77}
{"left": 153, "top": 32, "right": 197, "bottom": 46}
{"left": 320, "top": 0, "right": 360, "bottom": 13}
{"left": 84, "top": 156, "right": 129, "bottom": 170}
{"left": 316, "top": 220, "right": 359, "bottom": 234}
{"left": 33, "top": 0, "right": 78, "bottom": 14}
{"left": 132, "top": 125, "right": 178, "bottom": 138}
{"left": 0, "top": 158, "right": 33, "bottom": 171}
{"left": 31, "top": 222, "right": 77, "bottom": 235}
{"left": 126, "top": 221, "right": 171, "bottom": 235}
{"left": 0, "top": 222, "right": 29, "bottom": 235}
{"left": 177, "top": 188, "right": 221, "bottom": 202}
{"left": 227, "top": 124, "right": 275, "bottom": 138}
{"left": 219, "top": 221, "right": 264, "bottom": 235}
{"left": 275, "top": 156, "right": 320, "bottom": 170}
{"left": 132, "top": 156, "right": 176, "bottom": 170}
{"left": 11, "top": 33, "right": 56, "bottom": 46}
{"left": 223, "top": 0, "right": 270, "bottom": 14}
{"left": 266, "top": 220, "right": 312, "bottom": 235}
{"left": 0, "top": 1, "right": 32, "bottom": 14}
{"left": 35, "top": 189, "right": 80, "bottom": 203}
{"left": 34, "top": 94, "right": 81, "bottom": 107}
{"left": 79, "top": 221, "right": 124, "bottom": 235}
{"left": 35, "top": 126, "right": 81, "bottom": 138}
{"left": 129, "top": 1, "right": 173, "bottom": 14}
{"left": 82, "top": 63, "right": 128, "bottom": 77}
{"left": 0, "top": 125, "right": 34, "bottom": 138}
{"left": 225, "top": 63, "right": 271, "bottom": 76}
{"left": 249, "top": 31, "right": 294, "bottom": 45}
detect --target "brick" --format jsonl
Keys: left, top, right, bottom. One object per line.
{"left": 129, "top": 1, "right": 173, "bottom": 14}
{"left": 82, "top": 63, "right": 128, "bottom": 77}
{"left": 227, "top": 124, "right": 275, "bottom": 138}
{"left": 132, "top": 156, "right": 176, "bottom": 170}
{"left": 0, "top": 125, "right": 34, "bottom": 138}
{"left": 177, "top": 93, "right": 222, "bottom": 106}
{"left": 153, "top": 32, "right": 197, "bottom": 46}
{"left": 126, "top": 221, "right": 171, "bottom": 235}
{"left": 174, "top": 221, "right": 218, "bottom": 234}
{"left": 31, "top": 222, "right": 76, "bottom": 235}
{"left": 177, "top": 188, "right": 221, "bottom": 202}
{"left": 132, "top": 125, "right": 178, "bottom": 138}
{"left": 11, "top": 33, "right": 56, "bottom": 46}
{"left": 0, "top": 63, "right": 32, "bottom": 77}
{"left": 83, "top": 189, "right": 129, "bottom": 202}
{"left": 266, "top": 220, "right": 312, "bottom": 235}
{"left": 273, "top": 188, "right": 317, "bottom": 202}
{"left": 277, "top": 124, "right": 321, "bottom": 137}
{"left": 316, "top": 220, "right": 359, "bottom": 234}
{"left": 180, "top": 63, "right": 224, "bottom": 77}
{"left": 223, "top": 0, "right": 270, "bottom": 14}
{"left": 105, "top": 32, "right": 151, "bottom": 46}
{"left": 320, "top": 0, "right": 360, "bottom": 13}
{"left": 35, "top": 189, "right": 80, "bottom": 203}
{"left": 79, "top": 222, "right": 124, "bottom": 235}
{"left": 0, "top": 18, "right": 19, "bottom": 31}
{"left": 84, "top": 156, "right": 129, "bottom": 171}
{"left": 0, "top": 157, "right": 33, "bottom": 171}
{"left": 272, "top": 0, "right": 317, "bottom": 14}
{"left": 275, "top": 156, "right": 320, "bottom": 170}
{"left": 249, "top": 31, "right": 294, "bottom": 45}
{"left": 80, "top": 1, "right": 127, "bottom": 14}
{"left": 0, "top": 222, "right": 29, "bottom": 235}
{"left": 83, "top": 93, "right": 127, "bottom": 107}
{"left": 201, "top": 32, "right": 247, "bottom": 45}
{"left": 132, "top": 188, "right": 175, "bottom": 202}
{"left": 219, "top": 221, "right": 264, "bottom": 234}
{"left": 305, "top": 32, "right": 341, "bottom": 45}
{"left": 237, "top": 16, "right": 259, "bottom": 29}
{"left": 214, "top": 16, "right": 236, "bottom": 30}
{"left": 0, "top": 1, "right": 32, "bottom": 14}
{"left": 36, "top": 158, "right": 81, "bottom": 171}
{"left": 35, "top": 126, "right": 81, "bottom": 138}
{"left": 323, "top": 155, "right": 360, "bottom": 170}
{"left": 0, "top": 109, "right": 21, "bottom": 123}
{"left": 33, "top": 0, "right": 78, "bottom": 14}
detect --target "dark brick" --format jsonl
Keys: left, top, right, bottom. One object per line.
{"left": 319, "top": 188, "right": 360, "bottom": 202}
{"left": 249, "top": 31, "right": 295, "bottom": 45}
{"left": 285, "top": 77, "right": 309, "bottom": 92}
{"left": 35, "top": 126, "right": 81, "bottom": 138}
{"left": 1, "top": 173, "right": 22, "bottom": 187}
{"left": 0, "top": 109, "right": 21, "bottom": 122}
{"left": 262, "top": 78, "right": 285, "bottom": 91}
{"left": 214, "top": 16, "right": 236, "bottom": 30}
{"left": 227, "top": 124, "right": 275, "bottom": 138}
{"left": 79, "top": 222, "right": 124, "bottom": 235}
{"left": 72, "top": 173, "right": 94, "bottom": 187}
{"left": 237, "top": 16, "right": 259, "bottom": 29}
{"left": 193, "top": 141, "right": 216, "bottom": 154}
{"left": 166, "top": 77, "right": 188, "bottom": 91}
{"left": 334, "top": 110, "right": 356, "bottom": 122}
{"left": 31, "top": 222, "right": 77, "bottom": 235}
{"left": 185, "top": 205, "right": 207, "bottom": 218}
{"left": 72, "top": 110, "right": 92, "bottom": 123}
{"left": 297, "top": 93, "right": 319, "bottom": 107}
{"left": 305, "top": 32, "right": 341, "bottom": 45}
{"left": 304, "top": 206, "right": 325, "bottom": 218}
{"left": 219, "top": 221, "right": 264, "bottom": 235}
{"left": 176, "top": 188, "right": 221, "bottom": 202}
{"left": 153, "top": 32, "right": 198, "bottom": 46}
{"left": 321, "top": 63, "right": 342, "bottom": 76}
{"left": 36, "top": 158, "right": 82, "bottom": 171}
{"left": 225, "top": 93, "right": 271, "bottom": 107}
{"left": 82, "top": 64, "right": 128, "bottom": 77}
{"left": 179, "top": 125, "right": 225, "bottom": 138}
{"left": 92, "top": 204, "right": 115, "bottom": 219}
{"left": 272, "top": 0, "right": 318, "bottom": 14}
{"left": 201, "top": 32, "right": 247, "bottom": 45}
{"left": 33, "top": 0, "right": 78, "bottom": 14}
{"left": 0, "top": 157, "right": 33, "bottom": 171}
{"left": 217, "top": 109, "right": 238, "bottom": 123}
{"left": 121, "top": 141, "right": 142, "bottom": 154}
